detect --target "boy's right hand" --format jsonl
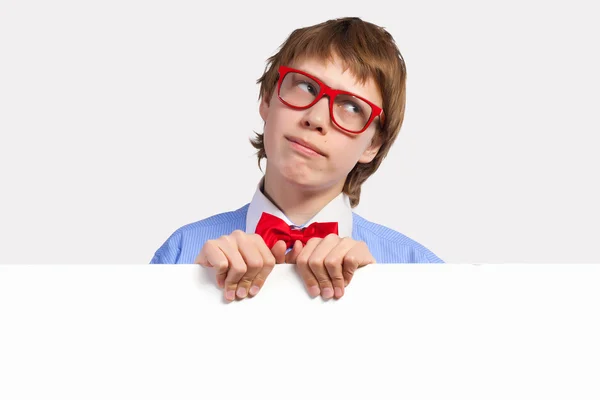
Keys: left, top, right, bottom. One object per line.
{"left": 194, "top": 231, "right": 300, "bottom": 302}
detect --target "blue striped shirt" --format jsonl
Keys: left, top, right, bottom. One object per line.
{"left": 150, "top": 204, "right": 443, "bottom": 264}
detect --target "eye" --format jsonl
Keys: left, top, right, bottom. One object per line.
{"left": 297, "top": 81, "right": 318, "bottom": 95}
{"left": 342, "top": 101, "right": 364, "bottom": 115}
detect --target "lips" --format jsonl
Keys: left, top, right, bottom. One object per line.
{"left": 286, "top": 136, "right": 326, "bottom": 157}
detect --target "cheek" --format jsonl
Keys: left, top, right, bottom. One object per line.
{"left": 263, "top": 129, "right": 275, "bottom": 159}
{"left": 263, "top": 108, "right": 297, "bottom": 156}
{"left": 262, "top": 120, "right": 285, "bottom": 160}
{"left": 330, "top": 136, "right": 372, "bottom": 165}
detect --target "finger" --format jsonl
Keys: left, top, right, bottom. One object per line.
{"left": 234, "top": 235, "right": 267, "bottom": 299}
{"left": 295, "top": 239, "right": 321, "bottom": 298}
{"left": 270, "top": 240, "right": 287, "bottom": 264}
{"left": 219, "top": 238, "right": 249, "bottom": 302}
{"left": 343, "top": 241, "right": 376, "bottom": 287}
{"left": 324, "top": 237, "right": 357, "bottom": 298}
{"left": 285, "top": 240, "right": 303, "bottom": 264}
{"left": 306, "top": 234, "right": 341, "bottom": 299}
{"left": 294, "top": 263, "right": 320, "bottom": 298}
{"left": 246, "top": 236, "right": 278, "bottom": 297}
{"left": 194, "top": 240, "right": 229, "bottom": 288}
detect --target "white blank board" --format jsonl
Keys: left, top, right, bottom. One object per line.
{"left": 1, "top": 264, "right": 599, "bottom": 399}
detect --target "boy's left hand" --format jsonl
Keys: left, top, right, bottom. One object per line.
{"left": 285, "top": 234, "right": 376, "bottom": 300}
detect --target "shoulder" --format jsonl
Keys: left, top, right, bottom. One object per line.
{"left": 150, "top": 204, "right": 249, "bottom": 264}
{"left": 352, "top": 213, "right": 444, "bottom": 263}
{"left": 176, "top": 204, "right": 249, "bottom": 234}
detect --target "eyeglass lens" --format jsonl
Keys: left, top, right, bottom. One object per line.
{"left": 279, "top": 71, "right": 373, "bottom": 132}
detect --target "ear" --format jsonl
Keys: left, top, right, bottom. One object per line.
{"left": 259, "top": 96, "right": 270, "bottom": 122}
{"left": 358, "top": 135, "right": 382, "bottom": 164}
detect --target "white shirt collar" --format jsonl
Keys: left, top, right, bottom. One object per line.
{"left": 245, "top": 178, "right": 353, "bottom": 238}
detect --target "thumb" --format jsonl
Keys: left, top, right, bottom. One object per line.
{"left": 194, "top": 249, "right": 210, "bottom": 268}
{"left": 285, "top": 240, "right": 303, "bottom": 264}
{"left": 271, "top": 240, "right": 287, "bottom": 264}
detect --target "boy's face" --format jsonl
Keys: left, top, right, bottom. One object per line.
{"left": 259, "top": 55, "right": 382, "bottom": 194}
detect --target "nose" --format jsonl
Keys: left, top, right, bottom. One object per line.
{"left": 301, "top": 96, "right": 330, "bottom": 134}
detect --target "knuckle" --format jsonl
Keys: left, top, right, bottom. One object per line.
{"left": 317, "top": 277, "right": 332, "bottom": 286}
{"left": 331, "top": 276, "right": 345, "bottom": 285}
{"left": 324, "top": 256, "right": 342, "bottom": 269}
{"left": 342, "top": 237, "right": 356, "bottom": 245}
{"left": 344, "top": 254, "right": 358, "bottom": 266}
{"left": 238, "top": 278, "right": 253, "bottom": 287}
{"left": 252, "top": 277, "right": 265, "bottom": 286}
{"left": 230, "top": 264, "right": 247, "bottom": 275}
{"left": 296, "top": 255, "right": 309, "bottom": 266}
{"left": 264, "top": 255, "right": 276, "bottom": 268}
{"left": 307, "top": 237, "right": 321, "bottom": 246}
{"left": 225, "top": 284, "right": 237, "bottom": 291}
{"left": 245, "top": 257, "right": 263, "bottom": 270}
{"left": 308, "top": 257, "right": 325, "bottom": 270}
{"left": 218, "top": 234, "right": 234, "bottom": 245}
{"left": 325, "top": 233, "right": 339, "bottom": 240}
{"left": 303, "top": 277, "right": 318, "bottom": 286}
{"left": 230, "top": 230, "right": 245, "bottom": 240}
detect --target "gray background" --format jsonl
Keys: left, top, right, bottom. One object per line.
{"left": 1, "top": 0, "right": 598, "bottom": 263}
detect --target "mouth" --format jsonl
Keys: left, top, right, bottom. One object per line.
{"left": 285, "top": 136, "right": 327, "bottom": 157}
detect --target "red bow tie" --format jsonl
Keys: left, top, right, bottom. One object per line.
{"left": 254, "top": 212, "right": 339, "bottom": 248}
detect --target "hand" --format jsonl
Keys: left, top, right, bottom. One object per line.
{"left": 287, "top": 234, "right": 376, "bottom": 300}
{"left": 194, "top": 231, "right": 301, "bottom": 301}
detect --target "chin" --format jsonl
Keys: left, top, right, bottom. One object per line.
{"left": 280, "top": 165, "right": 317, "bottom": 186}
{"left": 282, "top": 167, "right": 345, "bottom": 194}
{"left": 268, "top": 156, "right": 343, "bottom": 191}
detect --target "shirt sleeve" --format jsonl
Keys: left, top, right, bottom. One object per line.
{"left": 414, "top": 248, "right": 444, "bottom": 263}
{"left": 150, "top": 230, "right": 183, "bottom": 264}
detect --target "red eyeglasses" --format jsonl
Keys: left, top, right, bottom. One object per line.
{"left": 276, "top": 65, "right": 384, "bottom": 134}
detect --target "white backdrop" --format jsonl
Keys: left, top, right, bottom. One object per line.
{"left": 1, "top": 0, "right": 598, "bottom": 264}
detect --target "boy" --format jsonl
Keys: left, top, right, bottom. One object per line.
{"left": 151, "top": 17, "right": 443, "bottom": 301}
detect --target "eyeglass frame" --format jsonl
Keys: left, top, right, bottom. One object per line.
{"left": 276, "top": 65, "right": 385, "bottom": 134}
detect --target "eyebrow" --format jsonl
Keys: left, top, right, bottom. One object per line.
{"left": 303, "top": 68, "right": 372, "bottom": 100}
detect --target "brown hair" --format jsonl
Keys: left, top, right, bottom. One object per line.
{"left": 250, "top": 17, "right": 407, "bottom": 207}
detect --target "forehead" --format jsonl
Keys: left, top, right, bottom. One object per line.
{"left": 288, "top": 55, "right": 383, "bottom": 107}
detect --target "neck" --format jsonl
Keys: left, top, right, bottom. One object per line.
{"left": 263, "top": 169, "right": 345, "bottom": 226}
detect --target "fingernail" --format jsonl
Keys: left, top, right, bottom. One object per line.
{"left": 334, "top": 287, "right": 343, "bottom": 298}
{"left": 249, "top": 285, "right": 260, "bottom": 296}
{"left": 322, "top": 287, "right": 334, "bottom": 299}
{"left": 225, "top": 290, "right": 235, "bottom": 301}
{"left": 308, "top": 286, "right": 320, "bottom": 297}
{"left": 236, "top": 287, "right": 247, "bottom": 298}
